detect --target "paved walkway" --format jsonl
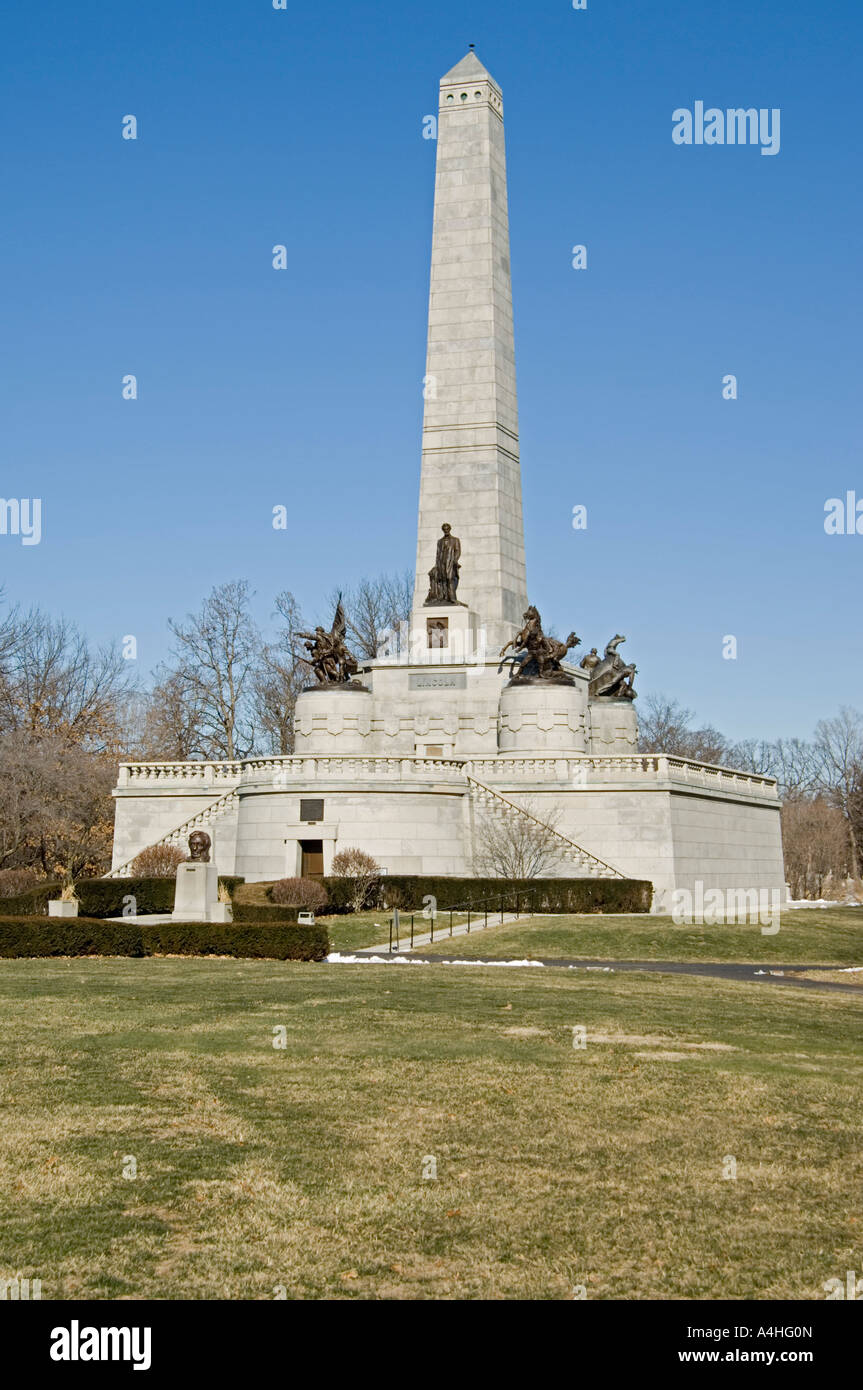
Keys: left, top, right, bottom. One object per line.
{"left": 346, "top": 949, "right": 863, "bottom": 995}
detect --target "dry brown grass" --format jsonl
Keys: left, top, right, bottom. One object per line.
{"left": 0, "top": 958, "right": 860, "bottom": 1300}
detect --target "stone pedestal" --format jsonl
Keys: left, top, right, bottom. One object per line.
{"left": 408, "top": 605, "right": 486, "bottom": 667}
{"left": 498, "top": 680, "right": 588, "bottom": 757}
{"left": 589, "top": 699, "right": 639, "bottom": 754}
{"left": 173, "top": 863, "right": 219, "bottom": 922}
{"left": 293, "top": 686, "right": 373, "bottom": 755}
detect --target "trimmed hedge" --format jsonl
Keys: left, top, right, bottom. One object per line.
{"left": 0, "top": 917, "right": 145, "bottom": 958}
{"left": 321, "top": 874, "right": 652, "bottom": 915}
{"left": 0, "top": 882, "right": 59, "bottom": 916}
{"left": 141, "top": 922, "right": 328, "bottom": 960}
{"left": 76, "top": 877, "right": 175, "bottom": 916}
{"left": 0, "top": 915, "right": 327, "bottom": 961}
{"left": 231, "top": 903, "right": 301, "bottom": 924}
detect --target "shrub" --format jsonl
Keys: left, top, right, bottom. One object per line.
{"left": 141, "top": 922, "right": 329, "bottom": 961}
{"left": 217, "top": 877, "right": 245, "bottom": 899}
{"left": 0, "top": 868, "right": 42, "bottom": 898}
{"left": 0, "top": 916, "right": 328, "bottom": 960}
{"left": 231, "top": 903, "right": 301, "bottom": 924}
{"left": 75, "top": 877, "right": 176, "bottom": 917}
{"left": 130, "top": 844, "right": 186, "bottom": 877}
{"left": 269, "top": 877, "right": 329, "bottom": 910}
{"left": 321, "top": 874, "right": 653, "bottom": 915}
{"left": 0, "top": 917, "right": 145, "bottom": 958}
{"left": 0, "top": 881, "right": 61, "bottom": 916}
{"left": 329, "top": 849, "right": 381, "bottom": 912}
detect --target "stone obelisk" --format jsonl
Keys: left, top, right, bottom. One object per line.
{"left": 412, "top": 52, "right": 528, "bottom": 656}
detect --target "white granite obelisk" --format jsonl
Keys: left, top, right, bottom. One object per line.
{"left": 412, "top": 52, "right": 528, "bottom": 657}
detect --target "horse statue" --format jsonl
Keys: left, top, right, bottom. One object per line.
{"left": 499, "top": 607, "right": 580, "bottom": 683}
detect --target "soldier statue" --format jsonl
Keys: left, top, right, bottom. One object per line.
{"left": 586, "top": 634, "right": 637, "bottom": 700}
{"left": 297, "top": 598, "right": 362, "bottom": 686}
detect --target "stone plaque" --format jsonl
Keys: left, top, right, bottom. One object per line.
{"left": 300, "top": 798, "right": 324, "bottom": 822}
{"left": 409, "top": 672, "right": 467, "bottom": 691}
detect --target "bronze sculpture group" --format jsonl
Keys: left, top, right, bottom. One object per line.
{"left": 581, "top": 634, "right": 637, "bottom": 700}
{"left": 298, "top": 528, "right": 636, "bottom": 700}
{"left": 499, "top": 610, "right": 637, "bottom": 698}
{"left": 499, "top": 606, "right": 580, "bottom": 684}
{"left": 297, "top": 598, "right": 363, "bottom": 688}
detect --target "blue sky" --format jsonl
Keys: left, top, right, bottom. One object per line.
{"left": 1, "top": 0, "right": 860, "bottom": 741}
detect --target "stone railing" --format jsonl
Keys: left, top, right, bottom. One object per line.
{"left": 240, "top": 756, "right": 469, "bottom": 786}
{"left": 116, "top": 755, "right": 469, "bottom": 789}
{"left": 115, "top": 752, "right": 778, "bottom": 800}
{"left": 116, "top": 761, "right": 245, "bottom": 788}
{"left": 465, "top": 755, "right": 778, "bottom": 800}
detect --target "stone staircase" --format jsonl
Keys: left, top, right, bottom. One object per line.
{"left": 466, "top": 776, "right": 624, "bottom": 879}
{"left": 107, "top": 789, "right": 240, "bottom": 878}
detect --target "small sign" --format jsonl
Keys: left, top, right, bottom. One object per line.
{"left": 300, "top": 799, "right": 324, "bottom": 822}
{"left": 409, "top": 672, "right": 466, "bottom": 690}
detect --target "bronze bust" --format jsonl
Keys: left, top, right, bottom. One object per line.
{"left": 188, "top": 830, "right": 211, "bottom": 863}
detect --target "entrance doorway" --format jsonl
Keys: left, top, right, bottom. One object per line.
{"left": 300, "top": 839, "right": 324, "bottom": 879}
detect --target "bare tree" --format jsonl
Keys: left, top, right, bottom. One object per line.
{"left": 0, "top": 730, "right": 115, "bottom": 876}
{"left": 166, "top": 581, "right": 260, "bottom": 760}
{"left": 140, "top": 669, "right": 207, "bottom": 760}
{"left": 473, "top": 797, "right": 565, "bottom": 879}
{"left": 329, "top": 848, "right": 381, "bottom": 912}
{"left": 780, "top": 796, "right": 852, "bottom": 900}
{"left": 731, "top": 737, "right": 819, "bottom": 795}
{"left": 0, "top": 607, "right": 132, "bottom": 751}
{"left": 813, "top": 707, "right": 863, "bottom": 877}
{"left": 250, "top": 590, "right": 309, "bottom": 754}
{"left": 638, "top": 693, "right": 729, "bottom": 764}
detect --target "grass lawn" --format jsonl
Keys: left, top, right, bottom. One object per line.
{"left": 791, "top": 968, "right": 863, "bottom": 988}
{"left": 0, "top": 956, "right": 860, "bottom": 1300}
{"left": 319, "top": 912, "right": 391, "bottom": 953}
{"left": 418, "top": 907, "right": 863, "bottom": 966}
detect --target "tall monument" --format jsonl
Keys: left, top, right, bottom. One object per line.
{"left": 412, "top": 52, "right": 528, "bottom": 655}
{"left": 109, "top": 51, "right": 787, "bottom": 915}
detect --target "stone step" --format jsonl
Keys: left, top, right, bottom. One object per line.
{"left": 467, "top": 775, "right": 625, "bottom": 880}
{"left": 107, "top": 789, "right": 240, "bottom": 879}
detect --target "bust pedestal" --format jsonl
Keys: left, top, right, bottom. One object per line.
{"left": 173, "top": 863, "right": 219, "bottom": 921}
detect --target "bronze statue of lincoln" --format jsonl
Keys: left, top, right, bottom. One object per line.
{"left": 425, "top": 523, "right": 461, "bottom": 605}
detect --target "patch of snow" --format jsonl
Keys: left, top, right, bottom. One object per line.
{"left": 325, "top": 952, "right": 544, "bottom": 968}
{"left": 784, "top": 899, "right": 843, "bottom": 909}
